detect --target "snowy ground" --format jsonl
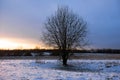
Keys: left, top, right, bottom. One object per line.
{"left": 0, "top": 59, "right": 120, "bottom": 80}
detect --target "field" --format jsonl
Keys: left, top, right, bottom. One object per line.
{"left": 0, "top": 53, "right": 120, "bottom": 60}
{"left": 0, "top": 53, "right": 120, "bottom": 80}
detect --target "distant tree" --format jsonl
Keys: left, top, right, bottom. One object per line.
{"left": 42, "top": 6, "right": 87, "bottom": 66}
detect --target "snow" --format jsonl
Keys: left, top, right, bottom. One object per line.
{"left": 0, "top": 60, "right": 120, "bottom": 80}
{"left": 42, "top": 52, "right": 52, "bottom": 56}
{"left": 31, "top": 53, "right": 40, "bottom": 57}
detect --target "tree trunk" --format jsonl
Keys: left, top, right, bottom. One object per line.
{"left": 62, "top": 50, "right": 68, "bottom": 66}
{"left": 62, "top": 55, "right": 67, "bottom": 66}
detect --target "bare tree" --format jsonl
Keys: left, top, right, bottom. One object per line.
{"left": 42, "top": 6, "right": 87, "bottom": 66}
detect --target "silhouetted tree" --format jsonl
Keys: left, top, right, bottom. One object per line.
{"left": 42, "top": 6, "right": 87, "bottom": 66}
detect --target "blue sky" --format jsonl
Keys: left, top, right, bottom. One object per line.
{"left": 0, "top": 0, "right": 120, "bottom": 49}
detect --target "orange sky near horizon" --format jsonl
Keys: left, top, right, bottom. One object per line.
{"left": 0, "top": 38, "right": 46, "bottom": 50}
{"left": 0, "top": 0, "right": 120, "bottom": 49}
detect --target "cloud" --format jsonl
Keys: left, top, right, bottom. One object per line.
{"left": 0, "top": 0, "right": 120, "bottom": 49}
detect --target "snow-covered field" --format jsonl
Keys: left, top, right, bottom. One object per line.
{"left": 0, "top": 59, "right": 120, "bottom": 80}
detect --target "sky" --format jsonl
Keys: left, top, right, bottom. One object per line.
{"left": 0, "top": 0, "right": 120, "bottom": 49}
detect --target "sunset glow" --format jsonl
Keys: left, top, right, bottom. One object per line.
{"left": 0, "top": 0, "right": 120, "bottom": 49}
{"left": 0, "top": 38, "right": 39, "bottom": 50}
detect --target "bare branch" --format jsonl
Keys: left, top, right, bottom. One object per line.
{"left": 42, "top": 6, "right": 87, "bottom": 50}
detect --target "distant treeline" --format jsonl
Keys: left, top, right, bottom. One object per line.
{"left": 0, "top": 49, "right": 120, "bottom": 56}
